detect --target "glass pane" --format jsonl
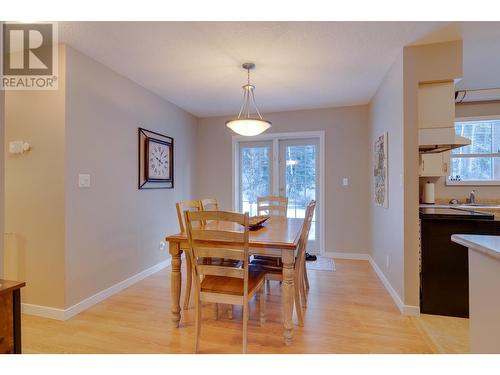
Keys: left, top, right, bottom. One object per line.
{"left": 240, "top": 146, "right": 270, "bottom": 216}
{"left": 453, "top": 121, "right": 492, "bottom": 155}
{"left": 285, "top": 144, "right": 316, "bottom": 240}
{"left": 494, "top": 157, "right": 500, "bottom": 181}
{"left": 493, "top": 121, "right": 500, "bottom": 154}
{"left": 451, "top": 157, "right": 492, "bottom": 180}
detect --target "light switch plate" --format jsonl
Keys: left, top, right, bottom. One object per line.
{"left": 342, "top": 177, "right": 349, "bottom": 186}
{"left": 78, "top": 174, "right": 91, "bottom": 188}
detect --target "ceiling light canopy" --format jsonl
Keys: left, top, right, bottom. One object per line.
{"left": 226, "top": 63, "right": 271, "bottom": 136}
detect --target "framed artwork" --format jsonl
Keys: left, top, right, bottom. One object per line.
{"left": 138, "top": 127, "right": 174, "bottom": 189}
{"left": 374, "top": 132, "right": 388, "bottom": 208}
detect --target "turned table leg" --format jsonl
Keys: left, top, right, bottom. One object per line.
{"left": 169, "top": 241, "right": 182, "bottom": 328}
{"left": 281, "top": 250, "right": 295, "bottom": 345}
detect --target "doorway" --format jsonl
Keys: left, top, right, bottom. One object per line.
{"left": 234, "top": 132, "right": 324, "bottom": 254}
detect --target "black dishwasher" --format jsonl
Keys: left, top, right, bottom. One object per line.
{"left": 419, "top": 207, "right": 500, "bottom": 318}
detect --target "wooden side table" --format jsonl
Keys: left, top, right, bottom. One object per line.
{"left": 0, "top": 280, "right": 26, "bottom": 354}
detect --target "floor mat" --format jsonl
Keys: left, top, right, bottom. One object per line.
{"left": 306, "top": 256, "right": 336, "bottom": 271}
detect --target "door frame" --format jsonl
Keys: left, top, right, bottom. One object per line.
{"left": 232, "top": 131, "right": 325, "bottom": 255}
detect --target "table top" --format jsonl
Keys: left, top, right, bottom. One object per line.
{"left": 451, "top": 234, "right": 500, "bottom": 261}
{"left": 166, "top": 216, "right": 303, "bottom": 250}
{"left": 0, "top": 279, "right": 26, "bottom": 296}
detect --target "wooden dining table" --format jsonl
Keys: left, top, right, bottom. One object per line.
{"left": 165, "top": 216, "right": 303, "bottom": 345}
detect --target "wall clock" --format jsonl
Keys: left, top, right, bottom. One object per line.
{"left": 138, "top": 127, "right": 174, "bottom": 189}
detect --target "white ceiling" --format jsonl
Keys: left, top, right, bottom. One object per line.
{"left": 58, "top": 22, "right": 500, "bottom": 118}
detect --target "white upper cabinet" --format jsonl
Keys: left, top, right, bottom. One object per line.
{"left": 419, "top": 151, "right": 450, "bottom": 177}
{"left": 418, "top": 81, "right": 455, "bottom": 129}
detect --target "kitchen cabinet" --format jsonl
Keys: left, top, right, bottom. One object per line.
{"left": 418, "top": 81, "right": 455, "bottom": 129}
{"left": 419, "top": 151, "right": 450, "bottom": 177}
{"left": 420, "top": 208, "right": 500, "bottom": 318}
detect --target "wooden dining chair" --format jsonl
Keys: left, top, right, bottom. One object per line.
{"left": 201, "top": 198, "right": 219, "bottom": 211}
{"left": 250, "top": 200, "right": 316, "bottom": 327}
{"left": 255, "top": 196, "right": 288, "bottom": 266}
{"left": 257, "top": 196, "right": 288, "bottom": 216}
{"left": 175, "top": 200, "right": 203, "bottom": 310}
{"left": 185, "top": 210, "right": 266, "bottom": 354}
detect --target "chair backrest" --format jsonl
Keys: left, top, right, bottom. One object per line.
{"left": 201, "top": 198, "right": 219, "bottom": 211}
{"left": 296, "top": 200, "right": 316, "bottom": 264}
{"left": 185, "top": 210, "right": 250, "bottom": 296}
{"left": 176, "top": 200, "right": 202, "bottom": 233}
{"left": 257, "top": 196, "right": 288, "bottom": 216}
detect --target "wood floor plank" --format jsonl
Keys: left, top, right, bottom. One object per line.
{"left": 21, "top": 259, "right": 442, "bottom": 354}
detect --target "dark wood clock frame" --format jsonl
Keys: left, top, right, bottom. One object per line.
{"left": 138, "top": 127, "right": 174, "bottom": 190}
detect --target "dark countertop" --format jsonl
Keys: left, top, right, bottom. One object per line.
{"left": 420, "top": 207, "right": 496, "bottom": 221}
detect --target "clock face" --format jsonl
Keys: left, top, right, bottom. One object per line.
{"left": 147, "top": 139, "right": 171, "bottom": 180}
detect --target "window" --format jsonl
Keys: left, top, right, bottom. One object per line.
{"left": 449, "top": 119, "right": 500, "bottom": 184}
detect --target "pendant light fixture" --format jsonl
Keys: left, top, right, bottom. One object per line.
{"left": 226, "top": 62, "right": 272, "bottom": 136}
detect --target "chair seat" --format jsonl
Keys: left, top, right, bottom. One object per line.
{"left": 201, "top": 270, "right": 266, "bottom": 296}
{"left": 250, "top": 258, "right": 283, "bottom": 271}
{"left": 253, "top": 255, "right": 281, "bottom": 266}
{"left": 199, "top": 258, "right": 242, "bottom": 267}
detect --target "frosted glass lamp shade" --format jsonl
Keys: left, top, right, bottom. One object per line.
{"left": 226, "top": 118, "right": 272, "bottom": 136}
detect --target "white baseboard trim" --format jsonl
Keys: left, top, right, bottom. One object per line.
{"left": 22, "top": 258, "right": 171, "bottom": 321}
{"left": 368, "top": 256, "right": 420, "bottom": 316}
{"left": 323, "top": 252, "right": 370, "bottom": 260}
{"left": 22, "top": 303, "right": 66, "bottom": 320}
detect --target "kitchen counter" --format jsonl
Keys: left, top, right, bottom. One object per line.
{"left": 420, "top": 207, "right": 494, "bottom": 220}
{"left": 451, "top": 234, "right": 500, "bottom": 261}
{"left": 419, "top": 203, "right": 500, "bottom": 209}
{"left": 420, "top": 204, "right": 500, "bottom": 220}
{"left": 451, "top": 235, "right": 500, "bottom": 353}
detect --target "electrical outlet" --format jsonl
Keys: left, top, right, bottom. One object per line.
{"left": 386, "top": 255, "right": 390, "bottom": 269}
{"left": 159, "top": 241, "right": 167, "bottom": 252}
{"left": 78, "top": 174, "right": 91, "bottom": 188}
{"left": 342, "top": 177, "right": 349, "bottom": 186}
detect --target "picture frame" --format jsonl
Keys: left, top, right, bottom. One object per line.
{"left": 374, "top": 132, "right": 388, "bottom": 208}
{"left": 138, "top": 127, "right": 174, "bottom": 189}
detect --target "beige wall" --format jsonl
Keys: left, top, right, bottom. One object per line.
{"left": 431, "top": 101, "right": 500, "bottom": 201}
{"left": 369, "top": 54, "right": 405, "bottom": 299}
{"left": 197, "top": 106, "right": 371, "bottom": 255}
{"left": 402, "top": 40, "right": 463, "bottom": 307}
{"left": 4, "top": 45, "right": 67, "bottom": 308}
{"left": 369, "top": 41, "right": 463, "bottom": 310}
{"left": 4, "top": 45, "right": 197, "bottom": 310}
{"left": 64, "top": 46, "right": 198, "bottom": 307}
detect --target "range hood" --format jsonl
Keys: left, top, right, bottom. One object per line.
{"left": 419, "top": 127, "right": 471, "bottom": 153}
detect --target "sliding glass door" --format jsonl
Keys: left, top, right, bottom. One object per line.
{"left": 237, "top": 135, "right": 322, "bottom": 254}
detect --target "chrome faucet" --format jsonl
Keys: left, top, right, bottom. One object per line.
{"left": 468, "top": 190, "right": 476, "bottom": 204}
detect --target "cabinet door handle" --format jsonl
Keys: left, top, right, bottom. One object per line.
{"left": 443, "top": 162, "right": 448, "bottom": 173}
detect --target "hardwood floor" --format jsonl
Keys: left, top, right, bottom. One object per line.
{"left": 413, "top": 314, "right": 469, "bottom": 353}
{"left": 22, "top": 259, "right": 441, "bottom": 354}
